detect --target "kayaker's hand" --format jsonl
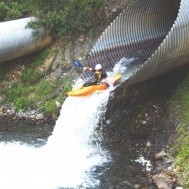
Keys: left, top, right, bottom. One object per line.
{"left": 84, "top": 67, "right": 90, "bottom": 71}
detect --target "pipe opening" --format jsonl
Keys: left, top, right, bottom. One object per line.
{"left": 85, "top": 0, "right": 181, "bottom": 76}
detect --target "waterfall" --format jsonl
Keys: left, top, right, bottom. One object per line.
{"left": 0, "top": 91, "right": 111, "bottom": 189}
{"left": 0, "top": 61, "right": 129, "bottom": 189}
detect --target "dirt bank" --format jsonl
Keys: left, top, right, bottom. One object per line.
{"left": 97, "top": 65, "right": 189, "bottom": 188}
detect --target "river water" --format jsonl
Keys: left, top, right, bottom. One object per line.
{"left": 0, "top": 60, "right": 150, "bottom": 189}
{"left": 0, "top": 90, "right": 114, "bottom": 189}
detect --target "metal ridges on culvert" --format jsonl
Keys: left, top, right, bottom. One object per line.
{"left": 84, "top": 0, "right": 189, "bottom": 85}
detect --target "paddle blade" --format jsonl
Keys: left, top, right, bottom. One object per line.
{"left": 72, "top": 60, "right": 83, "bottom": 68}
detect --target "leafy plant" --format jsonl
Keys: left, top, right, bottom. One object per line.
{"left": 5, "top": 84, "right": 35, "bottom": 110}
{"left": 28, "top": 0, "right": 109, "bottom": 38}
{"left": 0, "top": 0, "right": 109, "bottom": 39}
{"left": 0, "top": 1, "right": 31, "bottom": 21}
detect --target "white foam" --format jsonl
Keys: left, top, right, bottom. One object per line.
{"left": 0, "top": 62, "right": 134, "bottom": 189}
{"left": 0, "top": 91, "right": 110, "bottom": 189}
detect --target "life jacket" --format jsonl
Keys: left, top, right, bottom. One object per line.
{"left": 94, "top": 70, "right": 107, "bottom": 82}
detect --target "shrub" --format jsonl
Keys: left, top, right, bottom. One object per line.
{"left": 0, "top": 1, "right": 31, "bottom": 21}
{"left": 29, "top": 0, "right": 108, "bottom": 38}
{"left": 0, "top": 0, "right": 109, "bottom": 39}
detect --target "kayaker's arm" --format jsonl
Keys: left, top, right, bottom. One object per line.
{"left": 83, "top": 67, "right": 95, "bottom": 72}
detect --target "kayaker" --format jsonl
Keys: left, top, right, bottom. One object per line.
{"left": 83, "top": 64, "right": 107, "bottom": 87}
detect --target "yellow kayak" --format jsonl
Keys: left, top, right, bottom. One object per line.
{"left": 67, "top": 74, "right": 121, "bottom": 97}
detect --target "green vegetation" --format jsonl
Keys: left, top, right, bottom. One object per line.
{"left": 4, "top": 74, "right": 71, "bottom": 115}
{"left": 0, "top": 0, "right": 109, "bottom": 39}
{"left": 21, "top": 49, "right": 51, "bottom": 84}
{"left": 0, "top": 0, "right": 111, "bottom": 115}
{"left": 0, "top": 0, "right": 32, "bottom": 21}
{"left": 2, "top": 48, "right": 71, "bottom": 116}
{"left": 31, "top": 0, "right": 109, "bottom": 38}
{"left": 170, "top": 75, "right": 189, "bottom": 187}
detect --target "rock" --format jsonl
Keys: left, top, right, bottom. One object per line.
{"left": 36, "top": 113, "right": 44, "bottom": 120}
{"left": 153, "top": 174, "right": 172, "bottom": 189}
{"left": 134, "top": 183, "right": 141, "bottom": 189}
{"left": 112, "top": 8, "right": 117, "bottom": 12}
{"left": 17, "top": 71, "right": 22, "bottom": 76}
{"left": 18, "top": 110, "right": 25, "bottom": 118}
{"left": 154, "top": 150, "right": 167, "bottom": 160}
{"left": 106, "top": 119, "right": 111, "bottom": 125}
{"left": 146, "top": 141, "right": 151, "bottom": 147}
{"left": 6, "top": 109, "right": 11, "bottom": 114}
{"left": 135, "top": 156, "right": 152, "bottom": 171}
{"left": 8, "top": 109, "right": 15, "bottom": 116}
{"left": 55, "top": 101, "right": 61, "bottom": 108}
{"left": 141, "top": 120, "right": 147, "bottom": 124}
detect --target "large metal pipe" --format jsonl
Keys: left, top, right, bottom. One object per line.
{"left": 85, "top": 0, "right": 189, "bottom": 85}
{"left": 0, "top": 17, "right": 51, "bottom": 64}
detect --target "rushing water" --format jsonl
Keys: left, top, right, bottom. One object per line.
{"left": 0, "top": 91, "right": 112, "bottom": 189}
{"left": 0, "top": 60, "right": 138, "bottom": 189}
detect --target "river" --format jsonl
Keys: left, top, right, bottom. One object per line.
{"left": 0, "top": 60, "right": 153, "bottom": 189}
{"left": 0, "top": 90, "right": 114, "bottom": 189}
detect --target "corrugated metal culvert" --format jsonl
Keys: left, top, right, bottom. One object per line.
{"left": 85, "top": 0, "right": 189, "bottom": 85}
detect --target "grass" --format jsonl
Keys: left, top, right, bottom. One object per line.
{"left": 170, "top": 75, "right": 189, "bottom": 187}
{"left": 2, "top": 47, "right": 72, "bottom": 116}
{"left": 22, "top": 68, "right": 43, "bottom": 84}
{"left": 4, "top": 77, "right": 71, "bottom": 115}
{"left": 5, "top": 74, "right": 71, "bottom": 115}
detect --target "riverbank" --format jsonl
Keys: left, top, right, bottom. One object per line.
{"left": 0, "top": 103, "right": 55, "bottom": 126}
{"left": 0, "top": 0, "right": 128, "bottom": 122}
{"left": 100, "top": 64, "right": 189, "bottom": 188}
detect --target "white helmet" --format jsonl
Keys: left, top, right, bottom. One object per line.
{"left": 95, "top": 64, "right": 102, "bottom": 70}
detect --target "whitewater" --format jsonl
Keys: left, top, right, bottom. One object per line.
{"left": 0, "top": 90, "right": 111, "bottom": 189}
{"left": 0, "top": 59, "right": 134, "bottom": 189}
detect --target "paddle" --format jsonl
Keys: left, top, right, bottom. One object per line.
{"left": 72, "top": 59, "right": 93, "bottom": 78}
{"left": 72, "top": 59, "right": 84, "bottom": 68}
